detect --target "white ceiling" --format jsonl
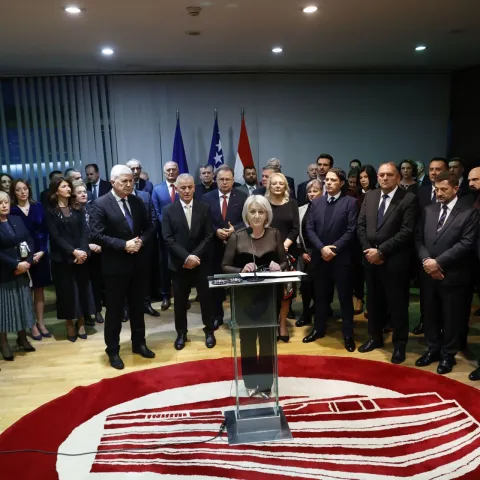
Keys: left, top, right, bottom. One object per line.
{"left": 0, "top": 0, "right": 479, "bottom": 75}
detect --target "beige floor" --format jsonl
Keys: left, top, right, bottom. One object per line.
{"left": 1, "top": 293, "right": 480, "bottom": 434}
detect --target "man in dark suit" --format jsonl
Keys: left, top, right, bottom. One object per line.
{"left": 162, "top": 174, "right": 216, "bottom": 351}
{"left": 316, "top": 153, "right": 334, "bottom": 195}
{"left": 357, "top": 162, "right": 418, "bottom": 364}
{"left": 415, "top": 171, "right": 478, "bottom": 374}
{"left": 152, "top": 161, "right": 180, "bottom": 310}
{"left": 236, "top": 166, "right": 258, "bottom": 197}
{"left": 416, "top": 161, "right": 431, "bottom": 186}
{"left": 304, "top": 168, "right": 358, "bottom": 352}
{"left": 413, "top": 157, "right": 449, "bottom": 335}
{"left": 449, "top": 158, "right": 470, "bottom": 198}
{"left": 85, "top": 163, "right": 112, "bottom": 200}
{"left": 126, "top": 159, "right": 153, "bottom": 194}
{"left": 194, "top": 164, "right": 218, "bottom": 200}
{"left": 297, "top": 163, "right": 319, "bottom": 207}
{"left": 203, "top": 165, "right": 247, "bottom": 329}
{"left": 40, "top": 170, "right": 62, "bottom": 206}
{"left": 90, "top": 165, "right": 156, "bottom": 370}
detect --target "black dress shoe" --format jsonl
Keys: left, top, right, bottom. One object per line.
{"left": 437, "top": 355, "right": 456, "bottom": 375}
{"left": 144, "top": 304, "right": 160, "bottom": 317}
{"left": 205, "top": 332, "right": 216, "bottom": 348}
{"left": 85, "top": 316, "right": 96, "bottom": 326}
{"left": 302, "top": 329, "right": 324, "bottom": 343}
{"left": 161, "top": 298, "right": 171, "bottom": 311}
{"left": 358, "top": 339, "right": 383, "bottom": 353}
{"left": 287, "top": 308, "right": 296, "bottom": 320}
{"left": 415, "top": 351, "right": 440, "bottom": 367}
{"left": 108, "top": 354, "right": 124, "bottom": 370}
{"left": 295, "top": 315, "right": 312, "bottom": 327}
{"left": 174, "top": 333, "right": 187, "bottom": 350}
{"left": 391, "top": 348, "right": 406, "bottom": 364}
{"left": 412, "top": 322, "right": 425, "bottom": 335}
{"left": 469, "top": 367, "right": 480, "bottom": 381}
{"left": 344, "top": 337, "right": 356, "bottom": 352}
{"left": 132, "top": 344, "right": 155, "bottom": 358}
{"left": 213, "top": 318, "right": 224, "bottom": 330}
{"left": 95, "top": 312, "right": 105, "bottom": 324}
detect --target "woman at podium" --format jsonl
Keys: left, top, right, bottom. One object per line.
{"left": 222, "top": 195, "right": 286, "bottom": 396}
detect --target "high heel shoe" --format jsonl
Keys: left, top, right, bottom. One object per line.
{"left": 37, "top": 323, "right": 52, "bottom": 338}
{"left": 75, "top": 321, "right": 87, "bottom": 340}
{"left": 30, "top": 325, "right": 42, "bottom": 341}
{"left": 16, "top": 337, "right": 36, "bottom": 352}
{"left": 1, "top": 342, "right": 14, "bottom": 361}
{"left": 277, "top": 329, "right": 290, "bottom": 343}
{"left": 66, "top": 325, "right": 77, "bottom": 343}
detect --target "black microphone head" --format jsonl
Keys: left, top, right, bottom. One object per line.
{"left": 246, "top": 227, "right": 253, "bottom": 236}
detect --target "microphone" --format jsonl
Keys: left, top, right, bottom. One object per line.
{"left": 245, "top": 227, "right": 264, "bottom": 283}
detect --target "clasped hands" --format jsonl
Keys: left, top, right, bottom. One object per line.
{"left": 242, "top": 261, "right": 281, "bottom": 273}
{"left": 423, "top": 258, "right": 444, "bottom": 280}
{"left": 15, "top": 261, "right": 31, "bottom": 276}
{"left": 321, "top": 245, "right": 337, "bottom": 262}
{"left": 363, "top": 248, "right": 384, "bottom": 265}
{"left": 184, "top": 255, "right": 201, "bottom": 269}
{"left": 73, "top": 249, "right": 88, "bottom": 264}
{"left": 216, "top": 222, "right": 234, "bottom": 242}
{"left": 125, "top": 237, "right": 143, "bottom": 254}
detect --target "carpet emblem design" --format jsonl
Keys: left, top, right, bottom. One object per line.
{"left": 90, "top": 391, "right": 480, "bottom": 479}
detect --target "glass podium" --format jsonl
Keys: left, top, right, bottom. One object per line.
{"left": 209, "top": 272, "right": 302, "bottom": 445}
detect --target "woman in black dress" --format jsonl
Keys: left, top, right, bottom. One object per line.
{"left": 222, "top": 195, "right": 286, "bottom": 396}
{"left": 398, "top": 159, "right": 419, "bottom": 194}
{"left": 45, "top": 177, "right": 91, "bottom": 342}
{"left": 265, "top": 172, "right": 299, "bottom": 342}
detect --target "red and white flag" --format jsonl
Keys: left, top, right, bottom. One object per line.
{"left": 234, "top": 113, "right": 254, "bottom": 184}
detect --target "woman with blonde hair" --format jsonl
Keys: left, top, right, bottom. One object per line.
{"left": 265, "top": 172, "right": 299, "bottom": 342}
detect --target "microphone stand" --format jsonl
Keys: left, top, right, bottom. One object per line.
{"left": 245, "top": 227, "right": 264, "bottom": 283}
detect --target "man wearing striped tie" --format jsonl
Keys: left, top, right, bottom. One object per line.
{"left": 415, "top": 171, "right": 478, "bottom": 375}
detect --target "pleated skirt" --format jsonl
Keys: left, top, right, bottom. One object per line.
{"left": 0, "top": 275, "right": 35, "bottom": 332}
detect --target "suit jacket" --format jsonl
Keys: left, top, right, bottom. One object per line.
{"left": 297, "top": 180, "right": 310, "bottom": 207}
{"left": 417, "top": 184, "right": 436, "bottom": 211}
{"left": 89, "top": 192, "right": 155, "bottom": 275}
{"left": 162, "top": 200, "right": 213, "bottom": 272}
{"left": 135, "top": 190, "right": 157, "bottom": 229}
{"left": 357, "top": 188, "right": 418, "bottom": 271}
{"left": 415, "top": 200, "right": 478, "bottom": 286}
{"left": 152, "top": 181, "right": 178, "bottom": 223}
{"left": 45, "top": 207, "right": 89, "bottom": 263}
{"left": 136, "top": 178, "right": 153, "bottom": 194}
{"left": 306, "top": 195, "right": 358, "bottom": 266}
{"left": 236, "top": 184, "right": 257, "bottom": 197}
{"left": 194, "top": 182, "right": 218, "bottom": 200}
{"left": 0, "top": 216, "right": 34, "bottom": 283}
{"left": 457, "top": 178, "right": 470, "bottom": 198}
{"left": 87, "top": 179, "right": 112, "bottom": 198}
{"left": 418, "top": 175, "right": 431, "bottom": 186}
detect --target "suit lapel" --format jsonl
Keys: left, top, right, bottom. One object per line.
{"left": 187, "top": 201, "right": 197, "bottom": 236}
{"left": 226, "top": 191, "right": 239, "bottom": 220}
{"left": 436, "top": 203, "right": 460, "bottom": 240}
{"left": 368, "top": 189, "right": 381, "bottom": 229}
{"left": 108, "top": 192, "right": 132, "bottom": 233}
{"left": 377, "top": 189, "right": 402, "bottom": 230}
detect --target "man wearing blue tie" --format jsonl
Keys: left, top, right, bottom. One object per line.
{"left": 152, "top": 161, "right": 180, "bottom": 311}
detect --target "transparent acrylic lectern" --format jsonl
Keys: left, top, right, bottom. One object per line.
{"left": 209, "top": 272, "right": 302, "bottom": 445}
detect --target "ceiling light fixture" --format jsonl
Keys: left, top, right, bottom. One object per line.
{"left": 101, "top": 47, "right": 114, "bottom": 56}
{"left": 415, "top": 45, "right": 427, "bottom": 51}
{"left": 272, "top": 47, "right": 283, "bottom": 54}
{"left": 303, "top": 6, "right": 318, "bottom": 13}
{"left": 64, "top": 6, "right": 82, "bottom": 14}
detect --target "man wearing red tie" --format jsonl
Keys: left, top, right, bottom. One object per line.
{"left": 152, "top": 161, "right": 180, "bottom": 311}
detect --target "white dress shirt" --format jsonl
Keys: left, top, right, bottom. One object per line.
{"left": 218, "top": 189, "right": 231, "bottom": 209}
{"left": 111, "top": 190, "right": 130, "bottom": 218}
{"left": 180, "top": 199, "right": 193, "bottom": 229}
{"left": 247, "top": 185, "right": 256, "bottom": 196}
{"left": 378, "top": 186, "right": 398, "bottom": 214}
{"left": 438, "top": 196, "right": 457, "bottom": 225}
{"left": 326, "top": 191, "right": 342, "bottom": 203}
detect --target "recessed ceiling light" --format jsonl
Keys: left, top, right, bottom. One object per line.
{"left": 415, "top": 45, "right": 427, "bottom": 51}
{"left": 303, "top": 6, "right": 318, "bottom": 13}
{"left": 272, "top": 47, "right": 283, "bottom": 54}
{"left": 101, "top": 47, "right": 114, "bottom": 56}
{"left": 64, "top": 6, "right": 82, "bottom": 14}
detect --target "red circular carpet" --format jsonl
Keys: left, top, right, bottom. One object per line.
{"left": 2, "top": 355, "right": 480, "bottom": 479}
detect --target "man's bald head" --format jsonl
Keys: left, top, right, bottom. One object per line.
{"left": 468, "top": 167, "right": 480, "bottom": 193}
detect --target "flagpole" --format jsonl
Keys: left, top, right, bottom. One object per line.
{"left": 241, "top": 108, "right": 244, "bottom": 118}
{"left": 176, "top": 109, "right": 179, "bottom": 120}
{"left": 214, "top": 108, "right": 218, "bottom": 120}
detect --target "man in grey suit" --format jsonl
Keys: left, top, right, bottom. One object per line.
{"left": 236, "top": 166, "right": 258, "bottom": 197}
{"left": 415, "top": 171, "right": 478, "bottom": 374}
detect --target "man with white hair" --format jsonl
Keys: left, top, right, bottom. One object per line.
{"left": 266, "top": 158, "right": 296, "bottom": 199}
{"left": 90, "top": 165, "right": 156, "bottom": 370}
{"left": 416, "top": 161, "right": 430, "bottom": 186}
{"left": 152, "top": 161, "right": 180, "bottom": 311}
{"left": 126, "top": 159, "right": 153, "bottom": 194}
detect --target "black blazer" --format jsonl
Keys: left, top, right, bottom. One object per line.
{"left": 89, "top": 192, "right": 155, "bottom": 275}
{"left": 136, "top": 178, "right": 154, "bottom": 194}
{"left": 415, "top": 201, "right": 478, "bottom": 286}
{"left": 46, "top": 207, "right": 89, "bottom": 264}
{"left": 357, "top": 188, "right": 418, "bottom": 271}
{"left": 297, "top": 180, "right": 310, "bottom": 207}
{"left": 306, "top": 194, "right": 358, "bottom": 266}
{"left": 87, "top": 179, "right": 112, "bottom": 198}
{"left": 417, "top": 184, "right": 436, "bottom": 210}
{"left": 162, "top": 200, "right": 213, "bottom": 272}
{"left": 0, "top": 216, "right": 34, "bottom": 283}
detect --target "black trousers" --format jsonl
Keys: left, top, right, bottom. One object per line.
{"left": 421, "top": 271, "right": 469, "bottom": 356}
{"left": 239, "top": 327, "right": 275, "bottom": 392}
{"left": 365, "top": 264, "right": 410, "bottom": 348}
{"left": 88, "top": 252, "right": 104, "bottom": 313}
{"left": 52, "top": 261, "right": 91, "bottom": 320}
{"left": 314, "top": 261, "right": 354, "bottom": 337}
{"left": 104, "top": 272, "right": 147, "bottom": 355}
{"left": 159, "top": 238, "right": 172, "bottom": 299}
{"left": 172, "top": 267, "right": 213, "bottom": 335}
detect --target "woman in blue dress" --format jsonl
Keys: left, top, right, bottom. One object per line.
{"left": 10, "top": 179, "right": 52, "bottom": 340}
